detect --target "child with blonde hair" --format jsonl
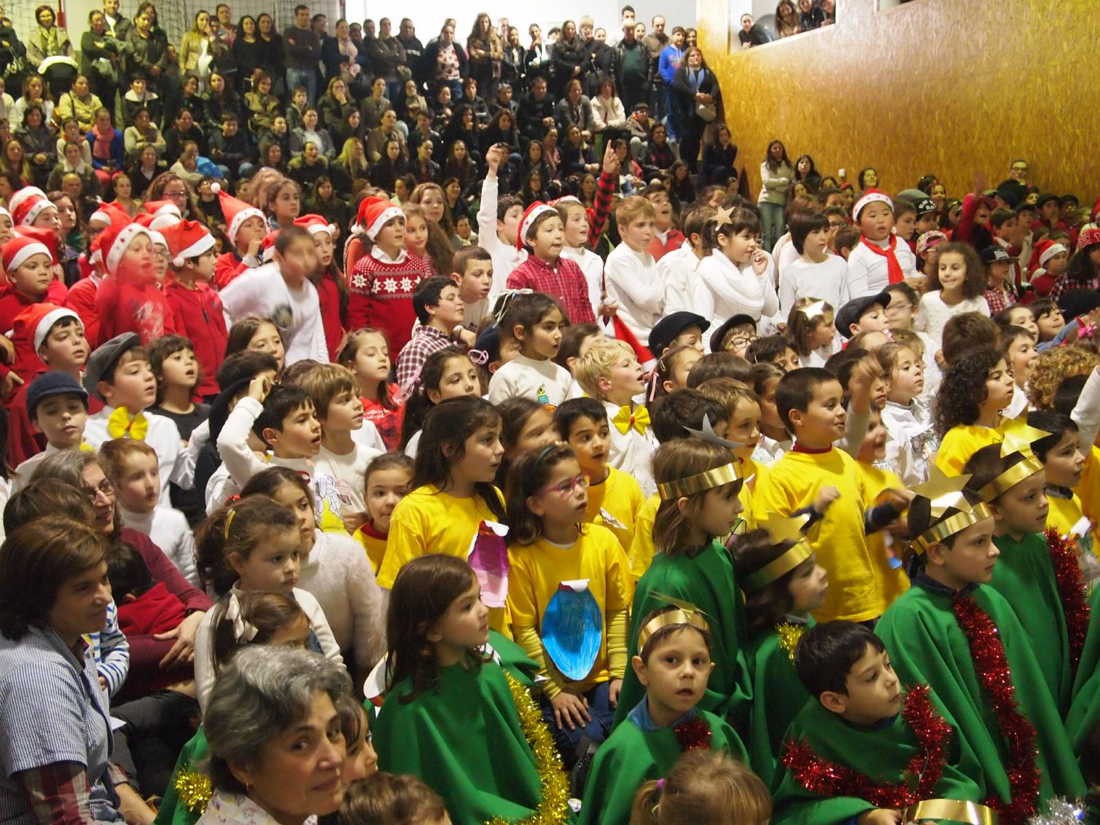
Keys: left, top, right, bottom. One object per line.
{"left": 786, "top": 298, "right": 837, "bottom": 368}
{"left": 628, "top": 748, "right": 771, "bottom": 825}
{"left": 604, "top": 196, "right": 664, "bottom": 345}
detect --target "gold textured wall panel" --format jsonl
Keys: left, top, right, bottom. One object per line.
{"left": 698, "top": 0, "right": 1100, "bottom": 201}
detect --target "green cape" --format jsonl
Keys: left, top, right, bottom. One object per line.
{"left": 153, "top": 728, "right": 208, "bottom": 825}
{"left": 746, "top": 619, "right": 814, "bottom": 786}
{"left": 876, "top": 583, "right": 1085, "bottom": 804}
{"left": 579, "top": 709, "right": 747, "bottom": 825}
{"left": 989, "top": 532, "right": 1072, "bottom": 712}
{"left": 374, "top": 661, "right": 544, "bottom": 825}
{"left": 613, "top": 540, "right": 752, "bottom": 731}
{"left": 489, "top": 628, "right": 541, "bottom": 688}
{"left": 772, "top": 696, "right": 985, "bottom": 825}
{"left": 1066, "top": 587, "right": 1100, "bottom": 754}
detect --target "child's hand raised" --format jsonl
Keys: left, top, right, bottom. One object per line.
{"left": 601, "top": 142, "right": 620, "bottom": 176}
{"left": 247, "top": 373, "right": 273, "bottom": 402}
{"left": 550, "top": 691, "right": 591, "bottom": 731}
{"left": 485, "top": 143, "right": 504, "bottom": 173}
{"left": 751, "top": 249, "right": 768, "bottom": 276}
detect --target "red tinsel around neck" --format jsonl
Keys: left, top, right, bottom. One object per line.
{"left": 780, "top": 685, "right": 950, "bottom": 809}
{"left": 951, "top": 593, "right": 1040, "bottom": 823}
{"left": 1044, "top": 528, "right": 1091, "bottom": 670}
{"left": 673, "top": 716, "right": 712, "bottom": 752}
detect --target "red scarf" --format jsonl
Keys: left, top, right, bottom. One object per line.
{"left": 860, "top": 235, "right": 904, "bottom": 284}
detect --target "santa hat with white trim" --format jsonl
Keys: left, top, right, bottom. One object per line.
{"left": 1, "top": 234, "right": 52, "bottom": 274}
{"left": 515, "top": 202, "right": 557, "bottom": 249}
{"left": 160, "top": 220, "right": 216, "bottom": 268}
{"left": 1036, "top": 239, "right": 1069, "bottom": 268}
{"left": 91, "top": 201, "right": 152, "bottom": 276}
{"left": 210, "top": 182, "right": 265, "bottom": 246}
{"left": 142, "top": 200, "right": 183, "bottom": 220}
{"left": 11, "top": 190, "right": 57, "bottom": 227}
{"left": 7, "top": 187, "right": 47, "bottom": 221}
{"left": 13, "top": 225, "right": 60, "bottom": 265}
{"left": 852, "top": 188, "right": 894, "bottom": 223}
{"left": 356, "top": 197, "right": 403, "bottom": 241}
{"left": 293, "top": 213, "right": 337, "bottom": 237}
{"left": 10, "top": 303, "right": 82, "bottom": 354}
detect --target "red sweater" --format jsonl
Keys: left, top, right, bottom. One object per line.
{"left": 348, "top": 250, "right": 432, "bottom": 355}
{"left": 647, "top": 228, "right": 685, "bottom": 261}
{"left": 64, "top": 276, "right": 101, "bottom": 347}
{"left": 315, "top": 272, "right": 346, "bottom": 361}
{"left": 95, "top": 277, "right": 179, "bottom": 347}
{"left": 214, "top": 250, "right": 250, "bottom": 289}
{"left": 506, "top": 254, "right": 596, "bottom": 324}
{"left": 0, "top": 280, "right": 69, "bottom": 342}
{"left": 164, "top": 279, "right": 228, "bottom": 398}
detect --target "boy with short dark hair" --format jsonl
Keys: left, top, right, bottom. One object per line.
{"left": 395, "top": 276, "right": 467, "bottom": 392}
{"left": 846, "top": 191, "right": 917, "bottom": 297}
{"left": 772, "top": 621, "right": 986, "bottom": 825}
{"left": 13, "top": 371, "right": 90, "bottom": 488}
{"left": 780, "top": 211, "right": 849, "bottom": 317}
{"left": 835, "top": 293, "right": 889, "bottom": 340}
{"left": 642, "top": 182, "right": 684, "bottom": 260}
{"left": 452, "top": 245, "right": 493, "bottom": 328}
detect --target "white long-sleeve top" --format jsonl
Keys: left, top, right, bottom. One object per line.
{"left": 561, "top": 245, "right": 604, "bottom": 319}
{"left": 881, "top": 398, "right": 937, "bottom": 488}
{"left": 299, "top": 529, "right": 385, "bottom": 674}
{"left": 85, "top": 406, "right": 190, "bottom": 504}
{"left": 590, "top": 95, "right": 627, "bottom": 131}
{"left": 603, "top": 242, "right": 664, "bottom": 346}
{"left": 119, "top": 505, "right": 199, "bottom": 587}
{"left": 657, "top": 244, "right": 704, "bottom": 318}
{"left": 915, "top": 292, "right": 990, "bottom": 345}
{"left": 694, "top": 249, "right": 779, "bottom": 330}
{"left": 477, "top": 175, "right": 528, "bottom": 303}
{"left": 1072, "top": 367, "right": 1100, "bottom": 452}
{"left": 779, "top": 254, "right": 850, "bottom": 318}
{"left": 218, "top": 262, "right": 328, "bottom": 365}
{"left": 845, "top": 235, "right": 918, "bottom": 298}
{"left": 194, "top": 586, "right": 343, "bottom": 711}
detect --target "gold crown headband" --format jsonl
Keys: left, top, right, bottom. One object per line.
{"left": 977, "top": 416, "right": 1051, "bottom": 501}
{"left": 902, "top": 801, "right": 997, "bottom": 825}
{"left": 637, "top": 604, "right": 711, "bottom": 652}
{"left": 657, "top": 461, "right": 741, "bottom": 501}
{"left": 743, "top": 514, "right": 813, "bottom": 592}
{"left": 912, "top": 502, "right": 994, "bottom": 556}
{"left": 909, "top": 469, "right": 993, "bottom": 556}
{"left": 978, "top": 454, "right": 1043, "bottom": 501}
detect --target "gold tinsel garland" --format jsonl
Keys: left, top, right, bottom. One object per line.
{"left": 174, "top": 767, "right": 213, "bottom": 815}
{"left": 487, "top": 672, "right": 572, "bottom": 825}
{"left": 777, "top": 622, "right": 806, "bottom": 664}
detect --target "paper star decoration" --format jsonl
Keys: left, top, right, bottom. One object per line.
{"left": 999, "top": 415, "right": 1052, "bottom": 459}
{"left": 913, "top": 467, "right": 973, "bottom": 518}
{"left": 760, "top": 513, "right": 811, "bottom": 545}
{"left": 798, "top": 300, "right": 828, "bottom": 320}
{"left": 684, "top": 414, "right": 744, "bottom": 451}
{"left": 711, "top": 205, "right": 734, "bottom": 227}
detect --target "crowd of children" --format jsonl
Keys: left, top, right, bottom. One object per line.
{"left": 1, "top": 18, "right": 1100, "bottom": 821}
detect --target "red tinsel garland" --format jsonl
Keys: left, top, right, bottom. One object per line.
{"left": 780, "top": 685, "right": 951, "bottom": 808}
{"left": 1044, "top": 528, "right": 1091, "bottom": 670}
{"left": 951, "top": 593, "right": 1040, "bottom": 823}
{"left": 673, "top": 716, "right": 712, "bottom": 752}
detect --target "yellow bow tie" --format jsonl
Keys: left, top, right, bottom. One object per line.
{"left": 78, "top": 441, "right": 95, "bottom": 453}
{"left": 612, "top": 404, "right": 650, "bottom": 435}
{"left": 107, "top": 407, "right": 149, "bottom": 440}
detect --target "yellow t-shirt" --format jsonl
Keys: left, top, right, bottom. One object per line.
{"left": 1078, "top": 445, "right": 1100, "bottom": 527}
{"left": 738, "top": 456, "right": 764, "bottom": 529}
{"left": 934, "top": 424, "right": 1003, "bottom": 476}
{"left": 627, "top": 493, "right": 661, "bottom": 581}
{"left": 352, "top": 523, "right": 388, "bottom": 574}
{"left": 507, "top": 524, "right": 631, "bottom": 695}
{"left": 855, "top": 461, "right": 911, "bottom": 607}
{"left": 585, "top": 466, "right": 644, "bottom": 552}
{"left": 1047, "top": 490, "right": 1098, "bottom": 559}
{"left": 753, "top": 448, "right": 884, "bottom": 623}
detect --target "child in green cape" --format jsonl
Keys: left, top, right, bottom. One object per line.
{"left": 733, "top": 517, "right": 829, "bottom": 786}
{"left": 579, "top": 604, "right": 748, "bottom": 825}
{"left": 614, "top": 437, "right": 752, "bottom": 730}
{"left": 876, "top": 471, "right": 1085, "bottom": 821}
{"left": 373, "top": 554, "right": 569, "bottom": 825}
{"left": 962, "top": 418, "right": 1082, "bottom": 713}
{"left": 772, "top": 621, "right": 988, "bottom": 825}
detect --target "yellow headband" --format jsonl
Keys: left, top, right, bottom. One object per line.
{"left": 637, "top": 606, "right": 711, "bottom": 652}
{"left": 657, "top": 461, "right": 741, "bottom": 500}
{"left": 912, "top": 502, "right": 994, "bottom": 556}
{"left": 223, "top": 507, "right": 239, "bottom": 540}
{"left": 977, "top": 453, "right": 1043, "bottom": 501}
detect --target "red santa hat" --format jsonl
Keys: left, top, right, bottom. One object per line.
{"left": 293, "top": 213, "right": 337, "bottom": 237}
{"left": 10, "top": 303, "right": 82, "bottom": 353}
{"left": 210, "top": 182, "right": 265, "bottom": 245}
{"left": 11, "top": 191, "right": 57, "bottom": 227}
{"left": 13, "top": 225, "right": 60, "bottom": 265}
{"left": 88, "top": 205, "right": 112, "bottom": 228}
{"left": 160, "top": 220, "right": 216, "bottom": 268}
{"left": 852, "top": 189, "right": 894, "bottom": 222}
{"left": 142, "top": 200, "right": 183, "bottom": 220}
{"left": 92, "top": 202, "right": 151, "bottom": 275}
{"left": 1, "top": 234, "right": 52, "bottom": 274}
{"left": 515, "top": 202, "right": 557, "bottom": 249}
{"left": 355, "top": 197, "right": 403, "bottom": 241}
{"left": 7, "top": 187, "right": 47, "bottom": 221}
{"left": 1076, "top": 226, "right": 1100, "bottom": 253}
{"left": 1036, "top": 238, "right": 1069, "bottom": 268}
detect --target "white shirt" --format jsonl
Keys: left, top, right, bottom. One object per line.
{"left": 218, "top": 263, "right": 328, "bottom": 364}
{"left": 603, "top": 400, "right": 658, "bottom": 496}
{"left": 779, "top": 254, "right": 850, "bottom": 318}
{"left": 845, "top": 235, "right": 917, "bottom": 298}
{"left": 694, "top": 249, "right": 779, "bottom": 330}
{"left": 314, "top": 424, "right": 385, "bottom": 522}
{"left": 120, "top": 505, "right": 199, "bottom": 587}
{"left": 487, "top": 354, "right": 573, "bottom": 405}
{"left": 657, "top": 244, "right": 704, "bottom": 318}
{"left": 915, "top": 292, "right": 990, "bottom": 346}
{"left": 84, "top": 406, "right": 189, "bottom": 505}
{"left": 477, "top": 176, "right": 528, "bottom": 303}
{"left": 881, "top": 398, "right": 937, "bottom": 488}
{"left": 751, "top": 434, "right": 791, "bottom": 467}
{"left": 561, "top": 245, "right": 604, "bottom": 319}
{"left": 1004, "top": 383, "right": 1030, "bottom": 420}
{"left": 604, "top": 243, "right": 664, "bottom": 346}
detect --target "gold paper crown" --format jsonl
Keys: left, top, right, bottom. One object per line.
{"left": 657, "top": 461, "right": 742, "bottom": 501}
{"left": 636, "top": 597, "right": 711, "bottom": 652}
{"left": 910, "top": 469, "right": 993, "bottom": 556}
{"left": 977, "top": 416, "right": 1050, "bottom": 501}
{"left": 743, "top": 514, "right": 813, "bottom": 592}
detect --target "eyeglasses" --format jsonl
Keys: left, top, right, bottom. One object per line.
{"left": 83, "top": 479, "right": 116, "bottom": 501}
{"left": 539, "top": 474, "right": 589, "bottom": 497}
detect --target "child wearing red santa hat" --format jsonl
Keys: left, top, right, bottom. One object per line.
{"left": 0, "top": 231, "right": 69, "bottom": 387}
{"left": 209, "top": 183, "right": 268, "bottom": 289}
{"left": 294, "top": 213, "right": 346, "bottom": 360}
{"left": 347, "top": 197, "right": 432, "bottom": 355}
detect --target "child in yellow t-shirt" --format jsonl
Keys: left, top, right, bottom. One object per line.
{"left": 934, "top": 345, "right": 1014, "bottom": 475}
{"left": 504, "top": 443, "right": 630, "bottom": 766}
{"left": 554, "top": 398, "right": 644, "bottom": 553}
{"left": 381, "top": 396, "right": 507, "bottom": 597}
{"left": 752, "top": 368, "right": 905, "bottom": 623}
{"left": 353, "top": 453, "right": 414, "bottom": 574}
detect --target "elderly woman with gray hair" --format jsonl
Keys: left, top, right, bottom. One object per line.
{"left": 196, "top": 646, "right": 352, "bottom": 825}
